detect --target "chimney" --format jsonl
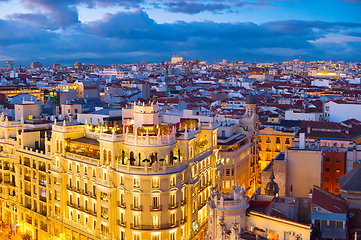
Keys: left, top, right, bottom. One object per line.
{"left": 299, "top": 133, "right": 305, "bottom": 149}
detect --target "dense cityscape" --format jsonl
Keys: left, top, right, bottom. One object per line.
{"left": 0, "top": 57, "right": 359, "bottom": 240}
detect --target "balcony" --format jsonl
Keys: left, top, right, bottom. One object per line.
{"left": 86, "top": 209, "right": 97, "bottom": 216}
{"left": 181, "top": 199, "right": 187, "bottom": 206}
{"left": 150, "top": 205, "right": 162, "bottom": 211}
{"left": 39, "top": 210, "right": 47, "bottom": 217}
{"left": 181, "top": 217, "right": 187, "bottom": 224}
{"left": 81, "top": 190, "right": 89, "bottom": 196}
{"left": 117, "top": 201, "right": 126, "bottom": 209}
{"left": 169, "top": 202, "right": 178, "bottom": 210}
{"left": 39, "top": 196, "right": 47, "bottom": 202}
{"left": 117, "top": 220, "right": 126, "bottom": 227}
{"left": 198, "top": 201, "right": 207, "bottom": 210}
{"left": 130, "top": 204, "right": 142, "bottom": 211}
{"left": 25, "top": 191, "right": 31, "bottom": 196}
{"left": 266, "top": 139, "right": 271, "bottom": 143}
{"left": 130, "top": 221, "right": 179, "bottom": 230}
{"left": 39, "top": 166, "right": 46, "bottom": 172}
{"left": 101, "top": 213, "right": 108, "bottom": 219}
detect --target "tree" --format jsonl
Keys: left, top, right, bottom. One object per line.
{"left": 21, "top": 232, "right": 32, "bottom": 240}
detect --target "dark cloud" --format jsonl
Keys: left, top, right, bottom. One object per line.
{"left": 0, "top": 19, "right": 56, "bottom": 46}
{"left": 1, "top": 9, "right": 361, "bottom": 64}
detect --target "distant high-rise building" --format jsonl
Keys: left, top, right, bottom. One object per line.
{"left": 53, "top": 63, "right": 60, "bottom": 69}
{"left": 30, "top": 61, "right": 42, "bottom": 69}
{"left": 74, "top": 62, "right": 82, "bottom": 68}
{"left": 141, "top": 61, "right": 146, "bottom": 65}
{"left": 6, "top": 60, "right": 13, "bottom": 70}
{"left": 171, "top": 55, "right": 184, "bottom": 64}
{"left": 222, "top": 59, "right": 227, "bottom": 65}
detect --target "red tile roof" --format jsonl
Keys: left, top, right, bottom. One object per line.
{"left": 312, "top": 186, "right": 346, "bottom": 214}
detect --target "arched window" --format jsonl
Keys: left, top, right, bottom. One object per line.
{"left": 121, "top": 150, "right": 125, "bottom": 164}
{"left": 130, "top": 151, "right": 135, "bottom": 166}
{"left": 56, "top": 140, "right": 59, "bottom": 153}
{"left": 107, "top": 150, "right": 111, "bottom": 165}
{"left": 170, "top": 151, "right": 174, "bottom": 165}
{"left": 103, "top": 149, "right": 107, "bottom": 165}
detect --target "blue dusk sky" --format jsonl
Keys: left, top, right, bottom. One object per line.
{"left": 0, "top": 0, "right": 360, "bottom": 65}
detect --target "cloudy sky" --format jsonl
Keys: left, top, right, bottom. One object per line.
{"left": 0, "top": 0, "right": 360, "bottom": 65}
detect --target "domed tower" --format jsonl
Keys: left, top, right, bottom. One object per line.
{"left": 265, "top": 161, "right": 279, "bottom": 196}
{"left": 245, "top": 94, "right": 256, "bottom": 118}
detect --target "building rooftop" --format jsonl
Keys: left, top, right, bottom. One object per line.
{"left": 339, "top": 163, "right": 361, "bottom": 192}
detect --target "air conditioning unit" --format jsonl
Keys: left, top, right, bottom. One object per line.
{"left": 313, "top": 206, "right": 319, "bottom": 211}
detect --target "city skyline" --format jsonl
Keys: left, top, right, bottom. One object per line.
{"left": 0, "top": 0, "right": 361, "bottom": 65}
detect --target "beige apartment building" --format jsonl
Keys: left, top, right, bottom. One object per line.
{"left": 0, "top": 102, "right": 219, "bottom": 240}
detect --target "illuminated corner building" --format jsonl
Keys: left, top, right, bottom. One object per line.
{"left": 217, "top": 94, "right": 260, "bottom": 196}
{"left": 242, "top": 94, "right": 261, "bottom": 196}
{"left": 51, "top": 102, "right": 218, "bottom": 240}
{"left": 0, "top": 102, "right": 218, "bottom": 240}
{"left": 0, "top": 114, "right": 53, "bottom": 239}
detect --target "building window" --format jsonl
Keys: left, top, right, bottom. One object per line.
{"left": 325, "top": 168, "right": 330, "bottom": 172}
{"left": 170, "top": 232, "right": 176, "bottom": 240}
{"left": 152, "top": 178, "right": 159, "bottom": 188}
{"left": 170, "top": 176, "right": 176, "bottom": 187}
{"left": 170, "top": 213, "right": 176, "bottom": 225}
{"left": 336, "top": 169, "right": 341, "bottom": 173}
{"left": 133, "top": 216, "right": 140, "bottom": 228}
{"left": 336, "top": 158, "right": 341, "bottom": 163}
{"left": 152, "top": 216, "right": 159, "bottom": 228}
{"left": 120, "top": 175, "right": 124, "bottom": 185}
{"left": 134, "top": 178, "right": 140, "bottom": 188}
{"left": 326, "top": 158, "right": 330, "bottom": 162}
{"left": 336, "top": 178, "right": 339, "bottom": 183}
{"left": 152, "top": 196, "right": 159, "bottom": 209}
{"left": 152, "top": 235, "right": 160, "bottom": 240}
{"left": 335, "top": 188, "right": 340, "bottom": 193}
{"left": 226, "top": 169, "right": 230, "bottom": 176}
{"left": 325, "top": 178, "right": 329, "bottom": 182}
{"left": 325, "top": 187, "right": 329, "bottom": 191}
{"left": 120, "top": 231, "right": 125, "bottom": 240}
{"left": 285, "top": 138, "right": 290, "bottom": 144}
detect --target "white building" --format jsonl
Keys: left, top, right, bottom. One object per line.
{"left": 324, "top": 100, "right": 361, "bottom": 122}
{"left": 285, "top": 109, "right": 322, "bottom": 121}
{"left": 207, "top": 186, "right": 249, "bottom": 240}
{"left": 171, "top": 55, "right": 184, "bottom": 64}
